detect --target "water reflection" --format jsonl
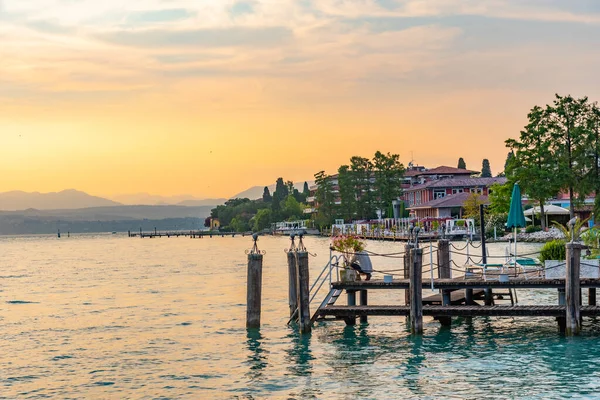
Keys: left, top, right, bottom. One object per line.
{"left": 285, "top": 329, "right": 314, "bottom": 376}
{"left": 244, "top": 329, "right": 268, "bottom": 382}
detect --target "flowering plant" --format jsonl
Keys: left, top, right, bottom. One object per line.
{"left": 331, "top": 235, "right": 366, "bottom": 266}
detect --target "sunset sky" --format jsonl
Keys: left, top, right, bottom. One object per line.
{"left": 2, "top": 0, "right": 600, "bottom": 199}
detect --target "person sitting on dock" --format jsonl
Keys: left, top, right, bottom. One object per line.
{"left": 350, "top": 251, "right": 373, "bottom": 281}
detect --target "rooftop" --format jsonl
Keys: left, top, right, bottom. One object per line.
{"left": 409, "top": 192, "right": 490, "bottom": 209}
{"left": 405, "top": 177, "right": 507, "bottom": 192}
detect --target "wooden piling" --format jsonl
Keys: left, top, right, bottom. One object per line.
{"left": 360, "top": 290, "right": 368, "bottom": 324}
{"left": 346, "top": 290, "right": 357, "bottom": 326}
{"left": 590, "top": 288, "right": 597, "bottom": 306}
{"left": 246, "top": 252, "right": 263, "bottom": 329}
{"left": 404, "top": 243, "right": 412, "bottom": 306}
{"left": 287, "top": 251, "right": 298, "bottom": 318}
{"left": 565, "top": 243, "right": 583, "bottom": 336}
{"left": 297, "top": 251, "right": 311, "bottom": 334}
{"left": 410, "top": 248, "right": 423, "bottom": 334}
{"left": 437, "top": 240, "right": 451, "bottom": 279}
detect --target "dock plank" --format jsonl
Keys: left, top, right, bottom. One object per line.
{"left": 332, "top": 278, "right": 600, "bottom": 290}
{"left": 317, "top": 305, "right": 600, "bottom": 318}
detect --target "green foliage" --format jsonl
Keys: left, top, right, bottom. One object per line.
{"left": 230, "top": 217, "right": 249, "bottom": 233}
{"left": 503, "top": 151, "right": 515, "bottom": 176}
{"left": 252, "top": 209, "right": 272, "bottom": 232}
{"left": 552, "top": 217, "right": 589, "bottom": 242}
{"left": 462, "top": 193, "right": 484, "bottom": 220}
{"left": 525, "top": 225, "right": 542, "bottom": 233}
{"left": 262, "top": 186, "right": 272, "bottom": 203}
{"left": 481, "top": 159, "right": 492, "bottom": 177}
{"left": 372, "top": 151, "right": 405, "bottom": 217}
{"left": 313, "top": 170, "right": 336, "bottom": 228}
{"left": 337, "top": 165, "right": 356, "bottom": 222}
{"left": 303, "top": 182, "right": 310, "bottom": 197}
{"left": 485, "top": 212, "right": 508, "bottom": 238}
{"left": 540, "top": 240, "right": 567, "bottom": 262}
{"left": 282, "top": 195, "right": 303, "bottom": 220}
{"left": 350, "top": 156, "right": 375, "bottom": 220}
{"left": 488, "top": 182, "right": 512, "bottom": 215}
{"left": 582, "top": 227, "right": 600, "bottom": 258}
{"left": 458, "top": 157, "right": 466, "bottom": 169}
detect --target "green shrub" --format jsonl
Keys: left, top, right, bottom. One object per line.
{"left": 525, "top": 225, "right": 542, "bottom": 233}
{"left": 539, "top": 240, "right": 566, "bottom": 262}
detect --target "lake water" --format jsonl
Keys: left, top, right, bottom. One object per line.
{"left": 2, "top": 234, "right": 600, "bottom": 399}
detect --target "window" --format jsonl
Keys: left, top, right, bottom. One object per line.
{"left": 452, "top": 188, "right": 464, "bottom": 194}
{"left": 433, "top": 189, "right": 446, "bottom": 199}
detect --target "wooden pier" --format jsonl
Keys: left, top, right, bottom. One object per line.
{"left": 286, "top": 240, "right": 595, "bottom": 335}
{"left": 129, "top": 230, "right": 249, "bottom": 239}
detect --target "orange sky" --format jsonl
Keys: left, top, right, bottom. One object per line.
{"left": 2, "top": 0, "right": 600, "bottom": 198}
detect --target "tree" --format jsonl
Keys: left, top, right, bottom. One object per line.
{"left": 262, "top": 186, "right": 272, "bottom": 203}
{"left": 462, "top": 193, "right": 485, "bottom": 220}
{"left": 337, "top": 165, "right": 357, "bottom": 221}
{"left": 481, "top": 159, "right": 492, "bottom": 178}
{"left": 313, "top": 171, "right": 335, "bottom": 228}
{"left": 282, "top": 195, "right": 303, "bottom": 220}
{"left": 372, "top": 151, "right": 405, "bottom": 216}
{"left": 271, "top": 177, "right": 288, "bottom": 217}
{"left": 253, "top": 209, "right": 272, "bottom": 232}
{"left": 506, "top": 105, "right": 561, "bottom": 229}
{"left": 545, "top": 94, "right": 593, "bottom": 219}
{"left": 230, "top": 217, "right": 248, "bottom": 233}
{"left": 350, "top": 156, "right": 374, "bottom": 220}
{"left": 458, "top": 157, "right": 466, "bottom": 169}
{"left": 303, "top": 182, "right": 310, "bottom": 197}
{"left": 488, "top": 182, "right": 512, "bottom": 215}
{"left": 503, "top": 151, "right": 515, "bottom": 175}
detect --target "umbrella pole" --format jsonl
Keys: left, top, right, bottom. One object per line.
{"left": 514, "top": 227, "right": 518, "bottom": 277}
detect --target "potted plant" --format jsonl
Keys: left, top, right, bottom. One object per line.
{"left": 331, "top": 235, "right": 366, "bottom": 282}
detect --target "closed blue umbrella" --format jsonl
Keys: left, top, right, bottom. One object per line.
{"left": 506, "top": 183, "right": 526, "bottom": 274}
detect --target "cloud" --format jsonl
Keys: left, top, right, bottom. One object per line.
{"left": 95, "top": 26, "right": 293, "bottom": 48}
{"left": 229, "top": 1, "right": 257, "bottom": 17}
{"left": 25, "top": 19, "right": 75, "bottom": 35}
{"left": 126, "top": 8, "right": 195, "bottom": 24}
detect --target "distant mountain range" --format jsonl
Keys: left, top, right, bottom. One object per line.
{"left": 0, "top": 190, "right": 121, "bottom": 211}
{"left": 110, "top": 193, "right": 226, "bottom": 206}
{"left": 0, "top": 181, "right": 312, "bottom": 213}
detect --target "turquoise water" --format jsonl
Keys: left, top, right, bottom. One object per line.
{"left": 1, "top": 234, "right": 600, "bottom": 399}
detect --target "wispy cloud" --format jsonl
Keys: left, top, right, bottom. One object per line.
{"left": 95, "top": 26, "right": 293, "bottom": 48}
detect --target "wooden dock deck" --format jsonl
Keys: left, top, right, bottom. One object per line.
{"left": 318, "top": 305, "right": 600, "bottom": 318}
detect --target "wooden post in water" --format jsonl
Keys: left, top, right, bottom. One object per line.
{"left": 590, "top": 288, "right": 597, "bottom": 306}
{"left": 565, "top": 243, "right": 583, "bottom": 336}
{"left": 404, "top": 243, "right": 412, "bottom": 306}
{"left": 287, "top": 235, "right": 298, "bottom": 318}
{"left": 246, "top": 234, "right": 263, "bottom": 329}
{"left": 410, "top": 247, "right": 423, "bottom": 334}
{"left": 297, "top": 251, "right": 311, "bottom": 333}
{"left": 437, "top": 239, "right": 452, "bottom": 326}
{"left": 437, "top": 239, "right": 451, "bottom": 279}
{"left": 360, "top": 290, "right": 368, "bottom": 324}
{"left": 346, "top": 290, "right": 357, "bottom": 326}
{"left": 139, "top": 227, "right": 142, "bottom": 238}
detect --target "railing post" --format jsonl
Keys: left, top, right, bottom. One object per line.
{"left": 565, "top": 243, "right": 583, "bottom": 336}
{"left": 297, "top": 251, "right": 311, "bottom": 334}
{"left": 410, "top": 248, "right": 423, "bottom": 334}
{"left": 246, "top": 235, "right": 263, "bottom": 329}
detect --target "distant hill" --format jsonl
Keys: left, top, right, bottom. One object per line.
{"left": 0, "top": 205, "right": 214, "bottom": 221}
{"left": 232, "top": 181, "right": 314, "bottom": 200}
{"left": 177, "top": 199, "right": 226, "bottom": 206}
{"left": 0, "top": 189, "right": 121, "bottom": 211}
{"left": 0, "top": 205, "right": 215, "bottom": 235}
{"left": 111, "top": 193, "right": 222, "bottom": 206}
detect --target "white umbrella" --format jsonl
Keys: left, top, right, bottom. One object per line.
{"left": 524, "top": 205, "right": 569, "bottom": 227}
